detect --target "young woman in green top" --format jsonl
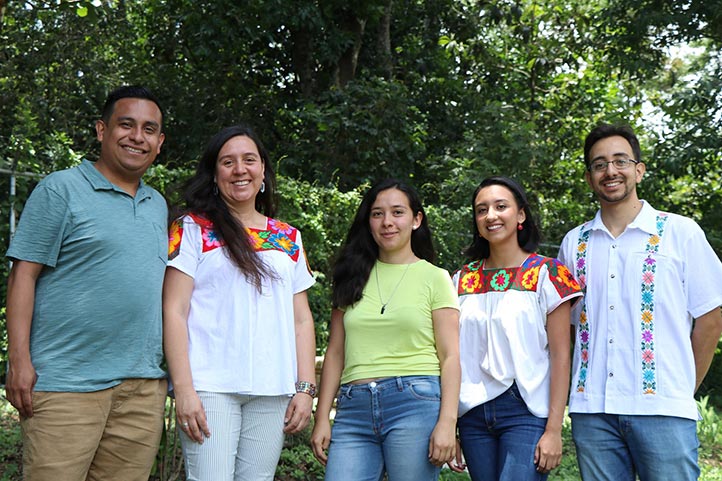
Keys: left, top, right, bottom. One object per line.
{"left": 311, "top": 178, "right": 461, "bottom": 481}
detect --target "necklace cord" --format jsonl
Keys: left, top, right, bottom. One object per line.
{"left": 375, "top": 262, "right": 411, "bottom": 314}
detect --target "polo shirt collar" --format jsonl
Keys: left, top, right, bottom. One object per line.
{"left": 79, "top": 159, "right": 152, "bottom": 200}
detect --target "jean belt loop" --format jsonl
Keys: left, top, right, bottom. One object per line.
{"left": 396, "top": 376, "right": 404, "bottom": 391}
{"left": 341, "top": 384, "right": 352, "bottom": 399}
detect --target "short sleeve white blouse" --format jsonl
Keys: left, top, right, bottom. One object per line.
{"left": 167, "top": 214, "right": 315, "bottom": 395}
{"left": 453, "top": 254, "right": 582, "bottom": 417}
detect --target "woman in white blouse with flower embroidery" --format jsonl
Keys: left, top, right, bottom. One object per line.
{"left": 449, "top": 176, "right": 582, "bottom": 481}
{"left": 163, "top": 125, "right": 317, "bottom": 481}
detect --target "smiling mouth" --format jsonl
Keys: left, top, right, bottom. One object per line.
{"left": 602, "top": 180, "right": 623, "bottom": 188}
{"left": 231, "top": 180, "right": 251, "bottom": 186}
{"left": 486, "top": 224, "right": 503, "bottom": 232}
{"left": 123, "top": 145, "right": 146, "bottom": 154}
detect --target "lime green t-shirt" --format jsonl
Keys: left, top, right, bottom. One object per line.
{"left": 341, "top": 259, "right": 459, "bottom": 384}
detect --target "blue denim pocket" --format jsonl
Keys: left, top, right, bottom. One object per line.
{"left": 506, "top": 381, "right": 525, "bottom": 403}
{"left": 336, "top": 385, "right": 353, "bottom": 408}
{"left": 407, "top": 378, "right": 441, "bottom": 401}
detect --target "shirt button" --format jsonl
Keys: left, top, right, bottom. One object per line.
{"left": 611, "top": 274, "right": 616, "bottom": 279}
{"left": 610, "top": 305, "right": 615, "bottom": 310}
{"left": 609, "top": 338, "right": 614, "bottom": 344}
{"left": 612, "top": 244, "right": 617, "bottom": 249}
{"left": 609, "top": 372, "right": 614, "bottom": 377}
{"left": 369, "top": 382, "right": 377, "bottom": 388}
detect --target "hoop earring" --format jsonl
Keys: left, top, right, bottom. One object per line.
{"left": 260, "top": 181, "right": 266, "bottom": 194}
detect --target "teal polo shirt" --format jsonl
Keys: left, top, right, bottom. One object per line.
{"left": 7, "top": 160, "right": 168, "bottom": 391}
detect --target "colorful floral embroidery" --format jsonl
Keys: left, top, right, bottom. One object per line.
{"left": 245, "top": 219, "right": 302, "bottom": 262}
{"left": 455, "top": 254, "right": 581, "bottom": 298}
{"left": 521, "top": 266, "right": 540, "bottom": 290}
{"left": 574, "top": 214, "right": 669, "bottom": 395}
{"left": 268, "top": 218, "right": 294, "bottom": 235}
{"left": 490, "top": 270, "right": 512, "bottom": 290}
{"left": 640, "top": 214, "right": 669, "bottom": 395}
{"left": 247, "top": 229, "right": 265, "bottom": 250}
{"left": 574, "top": 227, "right": 592, "bottom": 392}
{"left": 461, "top": 270, "right": 482, "bottom": 293}
{"left": 168, "top": 219, "right": 183, "bottom": 260}
{"left": 186, "top": 213, "right": 303, "bottom": 262}
{"left": 202, "top": 227, "right": 224, "bottom": 251}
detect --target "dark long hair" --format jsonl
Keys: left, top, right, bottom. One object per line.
{"left": 464, "top": 176, "right": 540, "bottom": 261}
{"left": 181, "top": 125, "right": 277, "bottom": 288}
{"left": 332, "top": 179, "right": 435, "bottom": 308}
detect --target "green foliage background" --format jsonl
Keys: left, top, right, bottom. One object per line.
{"left": 1, "top": 0, "right": 722, "bottom": 403}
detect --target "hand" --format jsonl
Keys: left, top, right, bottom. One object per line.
{"left": 6, "top": 357, "right": 37, "bottom": 418}
{"left": 174, "top": 389, "right": 210, "bottom": 444}
{"left": 310, "top": 416, "right": 331, "bottom": 465}
{"left": 283, "top": 393, "right": 313, "bottom": 434}
{"left": 428, "top": 420, "right": 456, "bottom": 466}
{"left": 447, "top": 438, "right": 467, "bottom": 472}
{"left": 534, "top": 429, "right": 562, "bottom": 474}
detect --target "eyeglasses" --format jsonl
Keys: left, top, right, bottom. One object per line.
{"left": 588, "top": 158, "right": 640, "bottom": 172}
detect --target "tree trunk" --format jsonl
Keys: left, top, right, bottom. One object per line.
{"left": 335, "top": 10, "right": 366, "bottom": 88}
{"left": 377, "top": 0, "right": 393, "bottom": 80}
{"left": 291, "top": 26, "right": 315, "bottom": 97}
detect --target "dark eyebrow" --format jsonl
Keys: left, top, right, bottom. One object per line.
{"left": 475, "top": 198, "right": 508, "bottom": 207}
{"left": 116, "top": 116, "right": 161, "bottom": 129}
{"left": 591, "top": 152, "right": 632, "bottom": 162}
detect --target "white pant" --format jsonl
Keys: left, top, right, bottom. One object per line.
{"left": 180, "top": 392, "right": 290, "bottom": 481}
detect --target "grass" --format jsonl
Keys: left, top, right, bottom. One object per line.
{"left": 1, "top": 390, "right": 722, "bottom": 481}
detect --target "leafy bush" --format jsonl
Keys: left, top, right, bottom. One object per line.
{"left": 0, "top": 393, "right": 21, "bottom": 481}
{"left": 276, "top": 425, "right": 325, "bottom": 481}
{"left": 699, "top": 396, "right": 722, "bottom": 463}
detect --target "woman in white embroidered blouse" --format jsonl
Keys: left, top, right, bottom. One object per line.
{"left": 449, "top": 176, "right": 582, "bottom": 481}
{"left": 162, "top": 125, "right": 317, "bottom": 481}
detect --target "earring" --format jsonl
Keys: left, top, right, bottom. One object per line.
{"left": 260, "top": 181, "right": 266, "bottom": 194}
{"left": 412, "top": 225, "right": 418, "bottom": 230}
{"left": 213, "top": 183, "right": 219, "bottom": 196}
{"left": 517, "top": 223, "right": 523, "bottom": 231}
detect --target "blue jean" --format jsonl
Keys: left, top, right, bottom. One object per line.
{"left": 571, "top": 413, "right": 699, "bottom": 481}
{"left": 457, "top": 383, "right": 548, "bottom": 481}
{"left": 324, "top": 376, "right": 442, "bottom": 481}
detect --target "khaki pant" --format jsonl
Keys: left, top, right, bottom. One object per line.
{"left": 21, "top": 378, "right": 167, "bottom": 481}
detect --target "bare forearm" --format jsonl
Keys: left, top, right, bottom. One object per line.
{"left": 437, "top": 355, "right": 460, "bottom": 425}
{"left": 315, "top": 345, "right": 343, "bottom": 417}
{"left": 295, "top": 317, "right": 317, "bottom": 383}
{"left": 6, "top": 263, "right": 41, "bottom": 363}
{"left": 546, "top": 301, "right": 572, "bottom": 432}
{"left": 546, "top": 350, "right": 570, "bottom": 432}
{"left": 163, "top": 312, "right": 195, "bottom": 391}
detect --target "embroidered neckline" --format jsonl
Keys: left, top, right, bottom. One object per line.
{"left": 183, "top": 214, "right": 302, "bottom": 261}
{"left": 456, "top": 254, "right": 580, "bottom": 297}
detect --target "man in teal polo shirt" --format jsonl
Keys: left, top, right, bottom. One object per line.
{"left": 5, "top": 85, "right": 168, "bottom": 481}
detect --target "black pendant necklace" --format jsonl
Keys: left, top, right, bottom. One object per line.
{"left": 375, "top": 262, "right": 411, "bottom": 314}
